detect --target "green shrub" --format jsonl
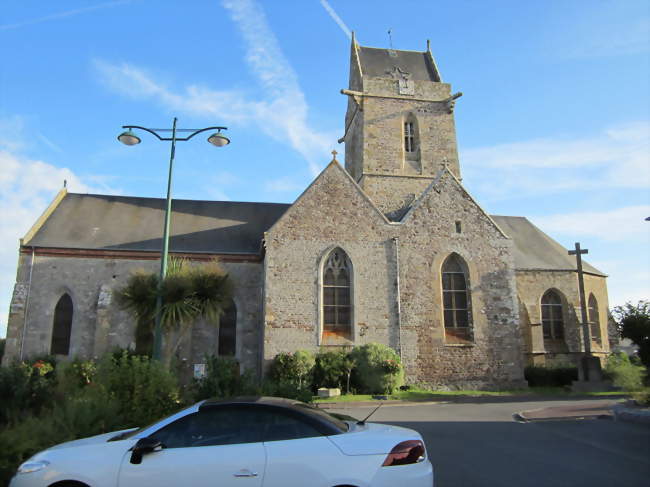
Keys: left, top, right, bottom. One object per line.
{"left": 350, "top": 343, "right": 404, "bottom": 394}
{"left": 0, "top": 383, "right": 124, "bottom": 485}
{"left": 268, "top": 350, "right": 315, "bottom": 389}
{"left": 192, "top": 355, "right": 258, "bottom": 401}
{"left": 261, "top": 380, "right": 313, "bottom": 403}
{"left": 604, "top": 352, "right": 645, "bottom": 391}
{"left": 524, "top": 365, "right": 578, "bottom": 387}
{"left": 313, "top": 351, "right": 348, "bottom": 390}
{"left": 97, "top": 351, "right": 181, "bottom": 427}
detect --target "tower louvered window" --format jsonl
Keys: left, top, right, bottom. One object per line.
{"left": 322, "top": 248, "right": 352, "bottom": 339}
{"left": 442, "top": 254, "right": 472, "bottom": 343}
{"left": 404, "top": 121, "right": 415, "bottom": 153}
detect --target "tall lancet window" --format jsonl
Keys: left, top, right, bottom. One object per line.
{"left": 51, "top": 294, "right": 73, "bottom": 355}
{"left": 403, "top": 113, "right": 421, "bottom": 173}
{"left": 442, "top": 254, "right": 472, "bottom": 343}
{"left": 322, "top": 248, "right": 352, "bottom": 339}
{"left": 588, "top": 294, "right": 601, "bottom": 345}
{"left": 218, "top": 299, "right": 237, "bottom": 356}
{"left": 541, "top": 290, "right": 565, "bottom": 340}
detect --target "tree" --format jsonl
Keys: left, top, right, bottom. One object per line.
{"left": 116, "top": 258, "right": 233, "bottom": 363}
{"left": 612, "top": 300, "right": 650, "bottom": 369}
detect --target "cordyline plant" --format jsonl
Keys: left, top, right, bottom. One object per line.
{"left": 116, "top": 258, "right": 233, "bottom": 365}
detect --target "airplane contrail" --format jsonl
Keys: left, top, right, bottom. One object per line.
{"left": 320, "top": 0, "right": 352, "bottom": 40}
{"left": 0, "top": 0, "right": 134, "bottom": 31}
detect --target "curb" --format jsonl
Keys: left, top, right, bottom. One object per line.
{"left": 513, "top": 411, "right": 612, "bottom": 423}
{"left": 315, "top": 400, "right": 450, "bottom": 409}
{"left": 612, "top": 404, "right": 650, "bottom": 425}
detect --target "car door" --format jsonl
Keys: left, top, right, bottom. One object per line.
{"left": 118, "top": 406, "right": 266, "bottom": 487}
{"left": 259, "top": 408, "right": 344, "bottom": 487}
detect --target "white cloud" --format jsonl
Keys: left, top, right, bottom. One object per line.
{"left": 530, "top": 206, "right": 650, "bottom": 308}
{"left": 461, "top": 122, "right": 650, "bottom": 198}
{"left": 531, "top": 206, "right": 650, "bottom": 242}
{"left": 320, "top": 0, "right": 352, "bottom": 40}
{"left": 0, "top": 0, "right": 134, "bottom": 31}
{"left": 0, "top": 126, "right": 115, "bottom": 338}
{"left": 94, "top": 0, "right": 335, "bottom": 176}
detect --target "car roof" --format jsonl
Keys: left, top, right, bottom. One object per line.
{"left": 198, "top": 396, "right": 303, "bottom": 411}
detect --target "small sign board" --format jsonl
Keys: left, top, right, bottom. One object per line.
{"left": 193, "top": 363, "right": 207, "bottom": 379}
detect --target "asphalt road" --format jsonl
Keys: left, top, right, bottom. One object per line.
{"left": 330, "top": 399, "right": 650, "bottom": 487}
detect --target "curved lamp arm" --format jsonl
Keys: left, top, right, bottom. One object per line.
{"left": 121, "top": 125, "right": 228, "bottom": 141}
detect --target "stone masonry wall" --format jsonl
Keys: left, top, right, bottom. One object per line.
{"left": 264, "top": 162, "right": 526, "bottom": 389}
{"left": 3, "top": 254, "right": 264, "bottom": 373}
{"left": 516, "top": 270, "right": 610, "bottom": 366}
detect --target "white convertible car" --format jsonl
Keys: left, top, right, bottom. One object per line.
{"left": 11, "top": 396, "right": 434, "bottom": 487}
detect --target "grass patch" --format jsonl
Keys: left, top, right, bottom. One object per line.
{"left": 312, "top": 387, "right": 629, "bottom": 403}
{"left": 313, "top": 394, "right": 376, "bottom": 403}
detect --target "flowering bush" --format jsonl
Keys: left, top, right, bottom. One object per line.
{"left": 382, "top": 359, "right": 402, "bottom": 374}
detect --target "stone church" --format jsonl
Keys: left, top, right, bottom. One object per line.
{"left": 3, "top": 38, "right": 611, "bottom": 388}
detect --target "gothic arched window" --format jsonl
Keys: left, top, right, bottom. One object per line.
{"left": 541, "top": 290, "right": 564, "bottom": 340}
{"left": 588, "top": 293, "right": 601, "bottom": 344}
{"left": 218, "top": 299, "right": 237, "bottom": 356}
{"left": 322, "top": 248, "right": 352, "bottom": 339}
{"left": 442, "top": 254, "right": 472, "bottom": 342}
{"left": 51, "top": 294, "right": 73, "bottom": 355}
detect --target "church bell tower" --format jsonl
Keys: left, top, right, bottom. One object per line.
{"left": 341, "top": 34, "right": 462, "bottom": 220}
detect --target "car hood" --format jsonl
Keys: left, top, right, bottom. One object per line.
{"left": 47, "top": 428, "right": 137, "bottom": 451}
{"left": 328, "top": 422, "right": 423, "bottom": 455}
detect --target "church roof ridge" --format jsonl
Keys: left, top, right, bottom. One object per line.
{"left": 25, "top": 192, "right": 290, "bottom": 254}
{"left": 64, "top": 191, "right": 290, "bottom": 208}
{"left": 356, "top": 45, "right": 428, "bottom": 54}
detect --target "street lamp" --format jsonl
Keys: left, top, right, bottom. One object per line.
{"left": 118, "top": 117, "right": 230, "bottom": 361}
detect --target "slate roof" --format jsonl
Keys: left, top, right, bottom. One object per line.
{"left": 25, "top": 193, "right": 290, "bottom": 254}
{"left": 491, "top": 215, "right": 605, "bottom": 276}
{"left": 24, "top": 193, "right": 605, "bottom": 276}
{"left": 357, "top": 46, "right": 441, "bottom": 82}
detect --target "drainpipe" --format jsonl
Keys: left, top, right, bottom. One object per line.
{"left": 392, "top": 237, "right": 403, "bottom": 361}
{"left": 19, "top": 247, "right": 35, "bottom": 361}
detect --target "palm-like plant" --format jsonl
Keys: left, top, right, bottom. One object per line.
{"left": 116, "top": 258, "right": 233, "bottom": 362}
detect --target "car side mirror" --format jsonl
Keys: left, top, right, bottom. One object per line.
{"left": 129, "top": 437, "right": 162, "bottom": 464}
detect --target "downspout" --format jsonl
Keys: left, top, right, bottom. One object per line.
{"left": 392, "top": 237, "right": 403, "bottom": 361}
{"left": 19, "top": 247, "right": 35, "bottom": 361}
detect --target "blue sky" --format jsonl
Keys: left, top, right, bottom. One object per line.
{"left": 1, "top": 0, "right": 648, "bottom": 337}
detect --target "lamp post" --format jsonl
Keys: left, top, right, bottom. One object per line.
{"left": 118, "top": 117, "right": 230, "bottom": 361}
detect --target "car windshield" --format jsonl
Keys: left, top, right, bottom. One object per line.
{"left": 293, "top": 403, "right": 349, "bottom": 433}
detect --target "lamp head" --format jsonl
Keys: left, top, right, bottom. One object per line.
{"left": 208, "top": 131, "right": 230, "bottom": 147}
{"left": 118, "top": 129, "right": 141, "bottom": 146}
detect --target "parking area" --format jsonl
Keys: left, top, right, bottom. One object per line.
{"left": 330, "top": 399, "right": 650, "bottom": 487}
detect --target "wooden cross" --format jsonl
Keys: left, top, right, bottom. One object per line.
{"left": 568, "top": 242, "right": 591, "bottom": 354}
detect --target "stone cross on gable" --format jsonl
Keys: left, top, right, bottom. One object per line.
{"left": 386, "top": 66, "right": 414, "bottom": 95}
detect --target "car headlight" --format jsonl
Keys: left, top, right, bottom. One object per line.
{"left": 17, "top": 460, "right": 50, "bottom": 474}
